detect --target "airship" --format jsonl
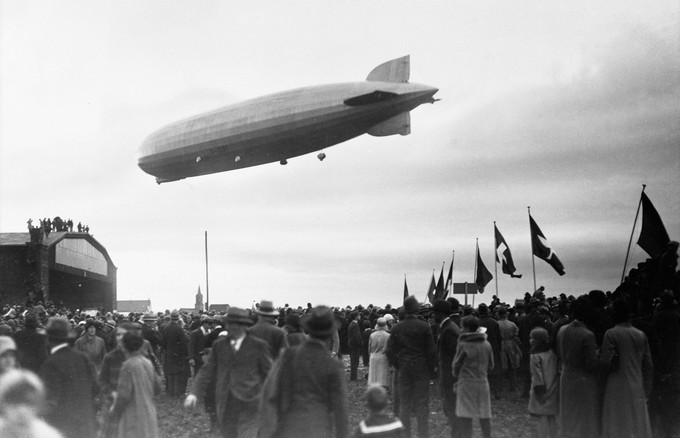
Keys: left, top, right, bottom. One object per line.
{"left": 137, "top": 55, "right": 438, "bottom": 183}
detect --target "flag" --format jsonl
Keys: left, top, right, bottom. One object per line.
{"left": 445, "top": 253, "right": 454, "bottom": 293}
{"left": 475, "top": 242, "right": 493, "bottom": 293}
{"left": 426, "top": 273, "right": 436, "bottom": 304}
{"left": 403, "top": 277, "right": 409, "bottom": 301}
{"left": 435, "top": 265, "right": 445, "bottom": 301}
{"left": 529, "top": 215, "right": 565, "bottom": 276}
{"left": 494, "top": 224, "right": 522, "bottom": 278}
{"left": 637, "top": 191, "right": 670, "bottom": 258}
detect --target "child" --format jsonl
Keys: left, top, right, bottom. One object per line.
{"left": 354, "top": 385, "right": 406, "bottom": 438}
{"left": 529, "top": 327, "right": 558, "bottom": 438}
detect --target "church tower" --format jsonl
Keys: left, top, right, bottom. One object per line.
{"left": 194, "top": 285, "right": 204, "bottom": 311}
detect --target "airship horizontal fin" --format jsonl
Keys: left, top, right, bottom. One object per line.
{"left": 366, "top": 55, "right": 410, "bottom": 83}
{"left": 343, "top": 90, "right": 398, "bottom": 106}
{"left": 367, "top": 112, "right": 411, "bottom": 136}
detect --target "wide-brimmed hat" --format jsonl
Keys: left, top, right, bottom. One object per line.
{"left": 302, "top": 306, "right": 336, "bottom": 339}
{"left": 142, "top": 312, "right": 158, "bottom": 321}
{"left": 45, "top": 317, "right": 73, "bottom": 341}
{"left": 226, "top": 308, "right": 254, "bottom": 326}
{"left": 256, "top": 300, "right": 278, "bottom": 316}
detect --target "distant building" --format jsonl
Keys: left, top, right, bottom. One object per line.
{"left": 195, "top": 285, "right": 204, "bottom": 311}
{"left": 208, "top": 304, "right": 229, "bottom": 313}
{"left": 0, "top": 231, "right": 117, "bottom": 311}
{"left": 117, "top": 300, "right": 152, "bottom": 313}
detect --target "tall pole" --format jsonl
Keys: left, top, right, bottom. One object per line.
{"left": 493, "top": 221, "right": 499, "bottom": 299}
{"left": 528, "top": 206, "right": 537, "bottom": 292}
{"left": 205, "top": 231, "right": 210, "bottom": 310}
{"left": 621, "top": 184, "right": 646, "bottom": 284}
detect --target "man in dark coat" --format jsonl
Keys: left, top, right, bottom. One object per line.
{"left": 433, "top": 299, "right": 461, "bottom": 438}
{"left": 161, "top": 311, "right": 190, "bottom": 396}
{"left": 189, "top": 316, "right": 212, "bottom": 376}
{"left": 40, "top": 317, "right": 98, "bottom": 438}
{"left": 478, "top": 303, "right": 502, "bottom": 399}
{"left": 248, "top": 300, "right": 288, "bottom": 361}
{"left": 347, "top": 311, "right": 362, "bottom": 381}
{"left": 259, "top": 305, "right": 349, "bottom": 438}
{"left": 386, "top": 295, "right": 436, "bottom": 438}
{"left": 12, "top": 313, "right": 48, "bottom": 373}
{"left": 185, "top": 307, "right": 272, "bottom": 438}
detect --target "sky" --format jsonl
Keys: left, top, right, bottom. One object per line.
{"left": 1, "top": 1, "right": 678, "bottom": 311}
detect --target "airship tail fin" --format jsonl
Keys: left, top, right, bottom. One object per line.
{"left": 368, "top": 112, "right": 411, "bottom": 136}
{"left": 366, "top": 56, "right": 410, "bottom": 83}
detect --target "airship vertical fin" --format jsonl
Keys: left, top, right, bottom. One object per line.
{"left": 367, "top": 112, "right": 411, "bottom": 136}
{"left": 366, "top": 55, "right": 410, "bottom": 83}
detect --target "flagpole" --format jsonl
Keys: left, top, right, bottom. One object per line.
{"left": 528, "top": 207, "right": 537, "bottom": 292}
{"left": 621, "top": 184, "right": 646, "bottom": 284}
{"left": 493, "top": 221, "right": 499, "bottom": 299}
{"left": 473, "top": 239, "right": 479, "bottom": 307}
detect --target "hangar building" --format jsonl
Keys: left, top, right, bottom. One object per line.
{"left": 0, "top": 231, "right": 117, "bottom": 311}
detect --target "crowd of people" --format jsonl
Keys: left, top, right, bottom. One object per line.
{"left": 0, "top": 242, "right": 678, "bottom": 438}
{"left": 26, "top": 217, "right": 90, "bottom": 242}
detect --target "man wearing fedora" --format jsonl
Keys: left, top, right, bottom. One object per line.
{"left": 161, "top": 311, "right": 190, "bottom": 396}
{"left": 185, "top": 307, "right": 272, "bottom": 438}
{"left": 386, "top": 295, "right": 436, "bottom": 438}
{"left": 249, "top": 300, "right": 288, "bottom": 360}
{"left": 259, "top": 305, "right": 349, "bottom": 438}
{"left": 40, "top": 316, "right": 98, "bottom": 438}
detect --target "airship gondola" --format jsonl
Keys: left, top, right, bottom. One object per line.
{"left": 137, "top": 56, "right": 438, "bottom": 183}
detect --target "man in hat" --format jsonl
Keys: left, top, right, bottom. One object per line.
{"left": 248, "top": 300, "right": 288, "bottom": 360}
{"left": 386, "top": 295, "right": 436, "bottom": 438}
{"left": 347, "top": 310, "right": 363, "bottom": 380}
{"left": 141, "top": 311, "right": 162, "bottom": 360}
{"left": 74, "top": 319, "right": 106, "bottom": 371}
{"left": 185, "top": 307, "right": 272, "bottom": 438}
{"left": 478, "top": 303, "right": 502, "bottom": 400}
{"left": 161, "top": 311, "right": 190, "bottom": 396}
{"left": 433, "top": 299, "right": 461, "bottom": 438}
{"left": 259, "top": 306, "right": 348, "bottom": 438}
{"left": 12, "top": 313, "right": 48, "bottom": 373}
{"left": 40, "top": 317, "right": 98, "bottom": 438}
{"left": 189, "top": 315, "right": 212, "bottom": 376}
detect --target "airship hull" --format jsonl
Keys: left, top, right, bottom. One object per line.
{"left": 138, "top": 58, "right": 438, "bottom": 183}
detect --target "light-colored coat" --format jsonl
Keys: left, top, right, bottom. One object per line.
{"left": 528, "top": 350, "right": 558, "bottom": 415}
{"left": 111, "top": 354, "right": 162, "bottom": 438}
{"left": 601, "top": 322, "right": 653, "bottom": 438}
{"left": 452, "top": 331, "right": 494, "bottom": 419}
{"left": 367, "top": 329, "right": 391, "bottom": 387}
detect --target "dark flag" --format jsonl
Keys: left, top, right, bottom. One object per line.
{"left": 475, "top": 242, "right": 493, "bottom": 293}
{"left": 427, "top": 273, "right": 436, "bottom": 304}
{"left": 445, "top": 254, "right": 454, "bottom": 293}
{"left": 637, "top": 191, "right": 670, "bottom": 258}
{"left": 529, "top": 215, "right": 565, "bottom": 276}
{"left": 435, "top": 265, "right": 445, "bottom": 301}
{"left": 494, "top": 224, "right": 522, "bottom": 278}
{"left": 403, "top": 277, "right": 409, "bottom": 301}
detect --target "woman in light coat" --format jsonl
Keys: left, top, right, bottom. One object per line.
{"left": 452, "top": 316, "right": 494, "bottom": 438}
{"left": 367, "top": 318, "right": 391, "bottom": 388}
{"left": 601, "top": 299, "right": 653, "bottom": 438}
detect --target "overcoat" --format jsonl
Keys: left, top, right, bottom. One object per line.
{"left": 258, "top": 338, "right": 349, "bottom": 438}
{"left": 556, "top": 320, "right": 602, "bottom": 438}
{"left": 452, "top": 331, "right": 494, "bottom": 419}
{"left": 600, "top": 322, "right": 653, "bottom": 438}
{"left": 249, "top": 320, "right": 289, "bottom": 360}
{"left": 40, "top": 346, "right": 98, "bottom": 438}
{"left": 192, "top": 334, "right": 272, "bottom": 430}
{"left": 111, "top": 353, "right": 162, "bottom": 438}
{"left": 367, "top": 329, "right": 391, "bottom": 387}
{"left": 528, "top": 350, "right": 558, "bottom": 415}
{"left": 161, "top": 321, "right": 189, "bottom": 375}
